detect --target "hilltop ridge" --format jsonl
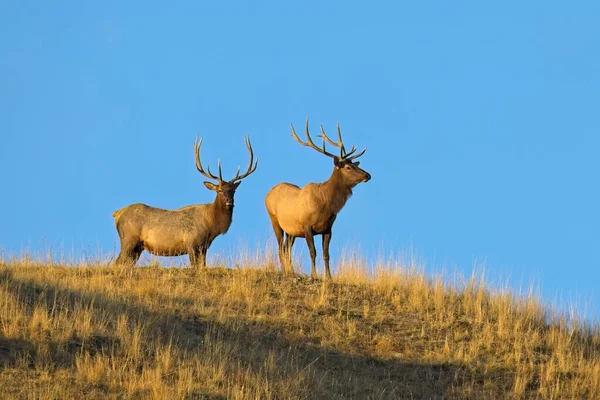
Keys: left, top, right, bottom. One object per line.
{"left": 0, "top": 257, "right": 599, "bottom": 399}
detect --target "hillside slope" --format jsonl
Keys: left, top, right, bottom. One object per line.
{"left": 0, "top": 259, "right": 599, "bottom": 399}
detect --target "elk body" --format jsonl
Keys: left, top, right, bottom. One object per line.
{"left": 113, "top": 137, "right": 257, "bottom": 268}
{"left": 265, "top": 119, "right": 371, "bottom": 279}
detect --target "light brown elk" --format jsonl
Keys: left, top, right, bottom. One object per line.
{"left": 113, "top": 137, "right": 258, "bottom": 268}
{"left": 265, "top": 119, "right": 371, "bottom": 279}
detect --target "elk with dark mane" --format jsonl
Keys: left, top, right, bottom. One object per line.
{"left": 265, "top": 119, "right": 371, "bottom": 279}
{"left": 113, "top": 137, "right": 258, "bottom": 268}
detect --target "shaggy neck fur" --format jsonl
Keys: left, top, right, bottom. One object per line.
{"left": 317, "top": 168, "right": 353, "bottom": 215}
{"left": 209, "top": 194, "right": 234, "bottom": 235}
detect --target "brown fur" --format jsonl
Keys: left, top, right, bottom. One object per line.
{"left": 113, "top": 184, "right": 238, "bottom": 267}
{"left": 265, "top": 121, "right": 370, "bottom": 279}
{"left": 113, "top": 137, "right": 257, "bottom": 268}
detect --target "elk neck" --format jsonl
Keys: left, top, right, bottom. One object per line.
{"left": 319, "top": 167, "right": 354, "bottom": 215}
{"left": 209, "top": 193, "right": 234, "bottom": 233}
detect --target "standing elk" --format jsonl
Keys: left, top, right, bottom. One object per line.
{"left": 112, "top": 136, "right": 258, "bottom": 268}
{"left": 265, "top": 119, "right": 371, "bottom": 279}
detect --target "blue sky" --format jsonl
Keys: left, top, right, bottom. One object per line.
{"left": 1, "top": 2, "right": 599, "bottom": 318}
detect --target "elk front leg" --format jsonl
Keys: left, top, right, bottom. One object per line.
{"left": 322, "top": 230, "right": 332, "bottom": 280}
{"left": 199, "top": 245, "right": 208, "bottom": 268}
{"left": 188, "top": 244, "right": 204, "bottom": 269}
{"left": 304, "top": 229, "right": 318, "bottom": 279}
{"left": 201, "top": 237, "right": 216, "bottom": 268}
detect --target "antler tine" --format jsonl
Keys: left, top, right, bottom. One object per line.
{"left": 205, "top": 159, "right": 223, "bottom": 182}
{"left": 317, "top": 124, "right": 342, "bottom": 147}
{"left": 291, "top": 118, "right": 338, "bottom": 159}
{"left": 232, "top": 136, "right": 258, "bottom": 182}
{"left": 321, "top": 122, "right": 366, "bottom": 161}
{"left": 342, "top": 144, "right": 358, "bottom": 158}
{"left": 318, "top": 122, "right": 349, "bottom": 157}
{"left": 337, "top": 122, "right": 347, "bottom": 156}
{"left": 346, "top": 147, "right": 367, "bottom": 161}
{"left": 194, "top": 137, "right": 221, "bottom": 182}
{"left": 233, "top": 165, "right": 241, "bottom": 181}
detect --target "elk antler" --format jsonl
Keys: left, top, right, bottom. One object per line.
{"left": 291, "top": 118, "right": 339, "bottom": 159}
{"left": 194, "top": 137, "right": 222, "bottom": 182}
{"left": 319, "top": 122, "right": 367, "bottom": 160}
{"left": 292, "top": 118, "right": 367, "bottom": 161}
{"left": 231, "top": 136, "right": 259, "bottom": 182}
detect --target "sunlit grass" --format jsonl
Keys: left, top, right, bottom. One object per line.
{"left": 0, "top": 250, "right": 598, "bottom": 399}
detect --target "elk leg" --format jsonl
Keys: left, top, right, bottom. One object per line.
{"left": 304, "top": 229, "right": 318, "bottom": 279}
{"left": 130, "top": 244, "right": 143, "bottom": 266}
{"left": 115, "top": 240, "right": 142, "bottom": 267}
{"left": 188, "top": 249, "right": 198, "bottom": 268}
{"left": 199, "top": 246, "right": 208, "bottom": 268}
{"left": 188, "top": 245, "right": 203, "bottom": 269}
{"left": 322, "top": 230, "right": 332, "bottom": 280}
{"left": 288, "top": 236, "right": 296, "bottom": 268}
{"left": 283, "top": 235, "right": 296, "bottom": 273}
{"left": 200, "top": 237, "right": 216, "bottom": 268}
{"left": 269, "top": 216, "right": 286, "bottom": 272}
{"left": 282, "top": 234, "right": 290, "bottom": 271}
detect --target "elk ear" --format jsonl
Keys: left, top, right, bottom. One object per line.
{"left": 204, "top": 181, "right": 218, "bottom": 191}
{"left": 353, "top": 161, "right": 360, "bottom": 167}
{"left": 333, "top": 158, "right": 343, "bottom": 168}
{"left": 232, "top": 181, "right": 242, "bottom": 189}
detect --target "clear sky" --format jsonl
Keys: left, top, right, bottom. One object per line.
{"left": 1, "top": 2, "right": 599, "bottom": 319}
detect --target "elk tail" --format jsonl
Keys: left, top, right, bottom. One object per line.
{"left": 112, "top": 207, "right": 127, "bottom": 220}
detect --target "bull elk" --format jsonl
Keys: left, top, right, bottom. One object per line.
{"left": 265, "top": 119, "right": 371, "bottom": 279}
{"left": 112, "top": 137, "right": 258, "bottom": 268}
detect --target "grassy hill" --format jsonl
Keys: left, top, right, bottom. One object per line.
{"left": 0, "top": 255, "right": 599, "bottom": 399}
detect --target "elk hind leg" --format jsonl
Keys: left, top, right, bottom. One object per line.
{"left": 268, "top": 215, "right": 287, "bottom": 272}
{"left": 115, "top": 239, "right": 143, "bottom": 267}
{"left": 283, "top": 234, "right": 296, "bottom": 274}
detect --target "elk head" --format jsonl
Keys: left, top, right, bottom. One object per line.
{"left": 291, "top": 118, "right": 371, "bottom": 187}
{"left": 194, "top": 136, "right": 258, "bottom": 209}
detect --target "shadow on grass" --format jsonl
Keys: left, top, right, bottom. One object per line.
{"left": 0, "top": 268, "right": 502, "bottom": 399}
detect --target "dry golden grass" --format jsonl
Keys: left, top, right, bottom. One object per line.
{"left": 0, "top": 252, "right": 598, "bottom": 399}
